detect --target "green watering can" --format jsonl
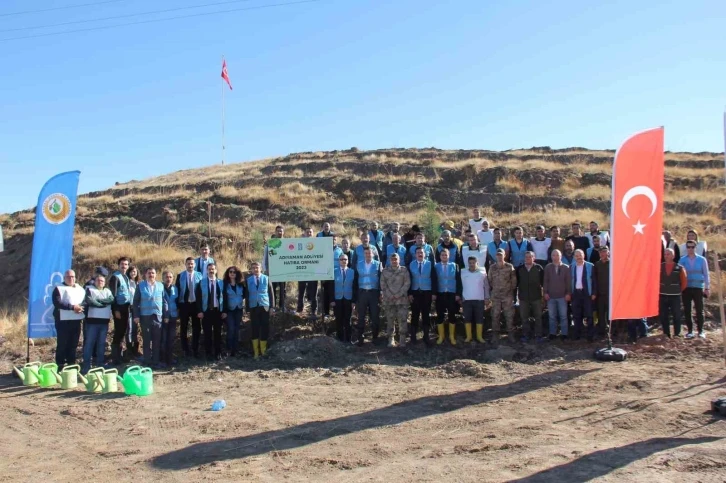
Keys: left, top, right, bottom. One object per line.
{"left": 136, "top": 367, "right": 154, "bottom": 396}
{"left": 117, "top": 365, "right": 141, "bottom": 396}
{"left": 60, "top": 365, "right": 80, "bottom": 390}
{"left": 12, "top": 361, "right": 41, "bottom": 386}
{"left": 37, "top": 363, "right": 62, "bottom": 388}
{"left": 102, "top": 368, "right": 119, "bottom": 394}
{"left": 78, "top": 367, "right": 105, "bottom": 393}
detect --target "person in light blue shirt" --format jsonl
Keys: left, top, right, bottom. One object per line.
{"left": 679, "top": 242, "right": 711, "bottom": 339}
{"left": 132, "top": 267, "right": 168, "bottom": 367}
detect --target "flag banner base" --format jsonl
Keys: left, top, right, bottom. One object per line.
{"left": 594, "top": 347, "right": 627, "bottom": 362}
{"left": 711, "top": 397, "right": 726, "bottom": 417}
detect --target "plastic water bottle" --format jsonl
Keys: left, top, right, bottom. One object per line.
{"left": 211, "top": 399, "right": 226, "bottom": 411}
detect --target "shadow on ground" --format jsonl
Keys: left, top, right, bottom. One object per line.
{"left": 509, "top": 436, "right": 723, "bottom": 482}
{"left": 151, "top": 368, "right": 596, "bottom": 470}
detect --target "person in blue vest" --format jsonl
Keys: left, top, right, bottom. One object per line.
{"left": 408, "top": 246, "right": 438, "bottom": 345}
{"left": 340, "top": 237, "right": 354, "bottom": 264}
{"left": 316, "top": 222, "right": 334, "bottom": 238}
{"left": 486, "top": 228, "right": 509, "bottom": 270}
{"left": 321, "top": 234, "right": 344, "bottom": 325}
{"left": 436, "top": 230, "right": 461, "bottom": 265}
{"left": 175, "top": 257, "right": 204, "bottom": 358}
{"left": 561, "top": 240, "right": 576, "bottom": 266}
{"left": 507, "top": 226, "right": 533, "bottom": 268}
{"left": 132, "top": 267, "right": 168, "bottom": 367}
{"left": 352, "top": 247, "right": 382, "bottom": 346}
{"left": 195, "top": 264, "right": 225, "bottom": 361}
{"left": 352, "top": 231, "right": 381, "bottom": 266}
{"left": 570, "top": 250, "right": 598, "bottom": 341}
{"left": 385, "top": 232, "right": 408, "bottom": 268}
{"left": 246, "top": 261, "right": 275, "bottom": 359}
{"left": 508, "top": 226, "right": 533, "bottom": 306}
{"left": 331, "top": 253, "right": 356, "bottom": 343}
{"left": 195, "top": 243, "right": 215, "bottom": 275}
{"left": 161, "top": 270, "right": 179, "bottom": 367}
{"left": 434, "top": 248, "right": 462, "bottom": 345}
{"left": 679, "top": 241, "right": 711, "bottom": 339}
{"left": 369, "top": 221, "right": 384, "bottom": 254}
{"left": 108, "top": 257, "right": 131, "bottom": 365}
{"left": 382, "top": 222, "right": 401, "bottom": 257}
{"left": 405, "top": 232, "right": 435, "bottom": 267}
{"left": 222, "top": 265, "right": 244, "bottom": 357}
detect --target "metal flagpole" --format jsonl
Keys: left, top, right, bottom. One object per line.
{"left": 222, "top": 55, "right": 226, "bottom": 166}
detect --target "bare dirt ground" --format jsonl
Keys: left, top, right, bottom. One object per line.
{"left": 1, "top": 331, "right": 726, "bottom": 483}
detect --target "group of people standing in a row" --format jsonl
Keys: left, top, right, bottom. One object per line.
{"left": 52, "top": 243, "right": 275, "bottom": 373}
{"left": 50, "top": 209, "right": 712, "bottom": 372}
{"left": 263, "top": 210, "right": 712, "bottom": 348}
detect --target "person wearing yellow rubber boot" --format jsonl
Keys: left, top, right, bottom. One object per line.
{"left": 434, "top": 249, "right": 462, "bottom": 345}
{"left": 460, "top": 256, "right": 491, "bottom": 343}
{"left": 246, "top": 261, "right": 275, "bottom": 359}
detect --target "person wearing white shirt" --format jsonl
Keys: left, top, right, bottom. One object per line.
{"left": 194, "top": 264, "right": 224, "bottom": 361}
{"left": 529, "top": 225, "right": 551, "bottom": 267}
{"left": 175, "top": 256, "right": 203, "bottom": 358}
{"left": 586, "top": 221, "right": 610, "bottom": 247}
{"left": 476, "top": 219, "right": 494, "bottom": 247}
{"left": 460, "top": 256, "right": 491, "bottom": 344}
{"left": 460, "top": 232, "right": 487, "bottom": 269}
{"left": 52, "top": 269, "right": 86, "bottom": 370}
{"left": 469, "top": 208, "right": 487, "bottom": 234}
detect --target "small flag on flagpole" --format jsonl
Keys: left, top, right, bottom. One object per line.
{"left": 221, "top": 59, "right": 233, "bottom": 90}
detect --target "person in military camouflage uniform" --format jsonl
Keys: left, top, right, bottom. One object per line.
{"left": 380, "top": 253, "right": 411, "bottom": 347}
{"left": 487, "top": 248, "right": 516, "bottom": 341}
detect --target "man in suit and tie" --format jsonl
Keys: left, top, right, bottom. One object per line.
{"left": 176, "top": 257, "right": 203, "bottom": 358}
{"left": 196, "top": 263, "right": 225, "bottom": 361}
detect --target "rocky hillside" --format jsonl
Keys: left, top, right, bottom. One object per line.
{"left": 1, "top": 147, "right": 725, "bottom": 307}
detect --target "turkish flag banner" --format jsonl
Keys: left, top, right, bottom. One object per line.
{"left": 221, "top": 59, "right": 233, "bottom": 90}
{"left": 610, "top": 127, "right": 665, "bottom": 319}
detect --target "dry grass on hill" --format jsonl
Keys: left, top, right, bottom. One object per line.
{"left": 0, "top": 147, "right": 724, "bottom": 330}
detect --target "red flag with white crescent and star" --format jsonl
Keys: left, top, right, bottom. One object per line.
{"left": 610, "top": 127, "right": 665, "bottom": 319}
{"left": 221, "top": 59, "right": 233, "bottom": 90}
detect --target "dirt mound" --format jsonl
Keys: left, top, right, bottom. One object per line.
{"left": 270, "top": 335, "right": 353, "bottom": 364}
{"left": 439, "top": 359, "right": 495, "bottom": 379}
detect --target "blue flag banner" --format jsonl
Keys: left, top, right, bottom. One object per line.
{"left": 27, "top": 171, "right": 81, "bottom": 338}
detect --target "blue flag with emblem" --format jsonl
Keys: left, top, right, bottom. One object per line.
{"left": 27, "top": 171, "right": 81, "bottom": 338}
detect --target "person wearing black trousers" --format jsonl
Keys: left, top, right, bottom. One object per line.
{"left": 176, "top": 257, "right": 203, "bottom": 358}
{"left": 52, "top": 269, "right": 86, "bottom": 370}
{"left": 331, "top": 252, "right": 356, "bottom": 343}
{"left": 246, "top": 261, "right": 276, "bottom": 358}
{"left": 195, "top": 264, "right": 225, "bottom": 361}
{"left": 108, "top": 257, "right": 131, "bottom": 365}
{"left": 297, "top": 227, "right": 319, "bottom": 318}
{"left": 434, "top": 248, "right": 462, "bottom": 345}
{"left": 408, "top": 246, "right": 438, "bottom": 346}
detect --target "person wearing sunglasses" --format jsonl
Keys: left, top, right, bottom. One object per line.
{"left": 679, "top": 242, "right": 711, "bottom": 339}
{"left": 679, "top": 229, "right": 708, "bottom": 259}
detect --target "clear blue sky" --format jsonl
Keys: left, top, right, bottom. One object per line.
{"left": 1, "top": 0, "right": 724, "bottom": 214}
